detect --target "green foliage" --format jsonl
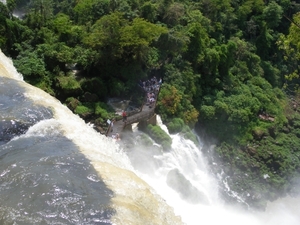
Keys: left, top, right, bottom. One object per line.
{"left": 163, "top": 2, "right": 185, "bottom": 27}
{"left": 37, "top": 42, "right": 75, "bottom": 66}
{"left": 74, "top": 0, "right": 110, "bottom": 24}
{"left": 13, "top": 49, "right": 46, "bottom": 78}
{"left": 145, "top": 124, "right": 172, "bottom": 151}
{"left": 83, "top": 12, "right": 125, "bottom": 57}
{"left": 140, "top": 2, "right": 158, "bottom": 23}
{"left": 277, "top": 12, "right": 300, "bottom": 92}
{"left": 167, "top": 117, "right": 184, "bottom": 134}
{"left": 75, "top": 104, "right": 93, "bottom": 116}
{"left": 50, "top": 13, "right": 85, "bottom": 46}
{"left": 199, "top": 74, "right": 287, "bottom": 144}
{"left": 5, "top": 19, "right": 34, "bottom": 51}
{"left": 107, "top": 78, "right": 129, "bottom": 97}
{"left": 56, "top": 75, "right": 82, "bottom": 95}
{"left": 0, "top": 2, "right": 8, "bottom": 14}
{"left": 65, "top": 97, "right": 80, "bottom": 111}
{"left": 214, "top": 134, "right": 300, "bottom": 208}
{"left": 185, "top": 21, "right": 209, "bottom": 67}
{"left": 261, "top": 61, "right": 281, "bottom": 87}
{"left": 180, "top": 125, "right": 198, "bottom": 145}
{"left": 26, "top": 0, "right": 54, "bottom": 27}
{"left": 94, "top": 102, "right": 109, "bottom": 118}
{"left": 256, "top": 22, "right": 274, "bottom": 59}
{"left": 145, "top": 47, "right": 160, "bottom": 68}
{"left": 84, "top": 12, "right": 167, "bottom": 70}
{"left": 200, "top": 105, "right": 215, "bottom": 120}
{"left": 157, "top": 25, "right": 190, "bottom": 57}
{"left": 120, "top": 17, "right": 167, "bottom": 61}
{"left": 138, "top": 133, "right": 154, "bottom": 147}
{"left": 73, "top": 46, "right": 99, "bottom": 70}
{"left": 262, "top": 1, "right": 283, "bottom": 28}
{"left": 157, "top": 83, "right": 199, "bottom": 125}
{"left": 163, "top": 60, "right": 199, "bottom": 99}
{"left": 80, "top": 77, "right": 107, "bottom": 99}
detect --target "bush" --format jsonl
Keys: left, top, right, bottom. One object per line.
{"left": 183, "top": 131, "right": 198, "bottom": 145}
{"left": 138, "top": 133, "right": 154, "bottom": 147}
{"left": 252, "top": 126, "right": 267, "bottom": 140}
{"left": 65, "top": 97, "right": 80, "bottom": 111}
{"left": 200, "top": 105, "right": 215, "bottom": 119}
{"left": 145, "top": 124, "right": 172, "bottom": 150}
{"left": 167, "top": 117, "right": 184, "bottom": 134}
{"left": 95, "top": 102, "right": 109, "bottom": 118}
{"left": 75, "top": 104, "right": 93, "bottom": 118}
{"left": 80, "top": 77, "right": 108, "bottom": 99}
{"left": 57, "top": 75, "right": 82, "bottom": 95}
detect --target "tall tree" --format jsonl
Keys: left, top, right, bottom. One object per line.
{"left": 278, "top": 12, "right": 300, "bottom": 92}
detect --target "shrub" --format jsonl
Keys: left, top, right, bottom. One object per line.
{"left": 80, "top": 77, "right": 107, "bottom": 99}
{"left": 183, "top": 131, "right": 198, "bottom": 145}
{"left": 95, "top": 102, "right": 109, "bottom": 118}
{"left": 167, "top": 118, "right": 184, "bottom": 134}
{"left": 75, "top": 105, "right": 93, "bottom": 117}
{"left": 145, "top": 124, "right": 172, "bottom": 150}
{"left": 65, "top": 97, "right": 80, "bottom": 111}
{"left": 138, "top": 133, "right": 154, "bottom": 147}
{"left": 200, "top": 105, "right": 215, "bottom": 119}
{"left": 252, "top": 126, "right": 267, "bottom": 140}
{"left": 57, "top": 75, "right": 82, "bottom": 95}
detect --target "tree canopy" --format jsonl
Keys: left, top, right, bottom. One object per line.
{"left": 2, "top": 0, "right": 300, "bottom": 210}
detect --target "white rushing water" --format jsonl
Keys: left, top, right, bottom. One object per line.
{"left": 1, "top": 49, "right": 300, "bottom": 225}
{"left": 127, "top": 117, "right": 300, "bottom": 225}
{"left": 0, "top": 49, "right": 182, "bottom": 225}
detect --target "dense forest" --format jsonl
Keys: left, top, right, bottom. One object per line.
{"left": 1, "top": 0, "right": 300, "bottom": 210}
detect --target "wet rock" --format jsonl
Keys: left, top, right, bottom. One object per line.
{"left": 94, "top": 125, "right": 105, "bottom": 134}
{"left": 66, "top": 97, "right": 80, "bottom": 111}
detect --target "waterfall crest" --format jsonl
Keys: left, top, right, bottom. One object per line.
{"left": 0, "top": 49, "right": 182, "bottom": 225}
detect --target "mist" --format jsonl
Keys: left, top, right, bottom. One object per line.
{"left": 121, "top": 118, "right": 300, "bottom": 225}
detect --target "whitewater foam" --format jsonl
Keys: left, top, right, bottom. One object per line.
{"left": 0, "top": 50, "right": 183, "bottom": 224}
{"left": 0, "top": 50, "right": 23, "bottom": 80}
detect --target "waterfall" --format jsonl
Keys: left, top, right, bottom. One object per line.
{"left": 1, "top": 49, "right": 300, "bottom": 225}
{"left": 126, "top": 117, "right": 300, "bottom": 225}
{"left": 0, "top": 50, "right": 182, "bottom": 225}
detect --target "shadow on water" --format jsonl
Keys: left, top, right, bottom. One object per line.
{"left": 0, "top": 134, "right": 115, "bottom": 225}
{"left": 0, "top": 77, "right": 53, "bottom": 143}
{"left": 0, "top": 77, "right": 115, "bottom": 225}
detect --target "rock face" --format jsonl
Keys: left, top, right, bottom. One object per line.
{"left": 166, "top": 168, "right": 209, "bottom": 204}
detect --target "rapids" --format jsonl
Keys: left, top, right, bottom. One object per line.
{"left": 1, "top": 49, "right": 300, "bottom": 225}
{"left": 126, "top": 120, "right": 300, "bottom": 225}
{"left": 0, "top": 50, "right": 182, "bottom": 224}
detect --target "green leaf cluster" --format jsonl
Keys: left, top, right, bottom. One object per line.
{"left": 145, "top": 124, "right": 172, "bottom": 151}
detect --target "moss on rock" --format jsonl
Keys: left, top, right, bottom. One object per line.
{"left": 145, "top": 124, "right": 172, "bottom": 150}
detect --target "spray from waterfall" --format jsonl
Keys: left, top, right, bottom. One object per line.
{"left": 125, "top": 116, "right": 300, "bottom": 225}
